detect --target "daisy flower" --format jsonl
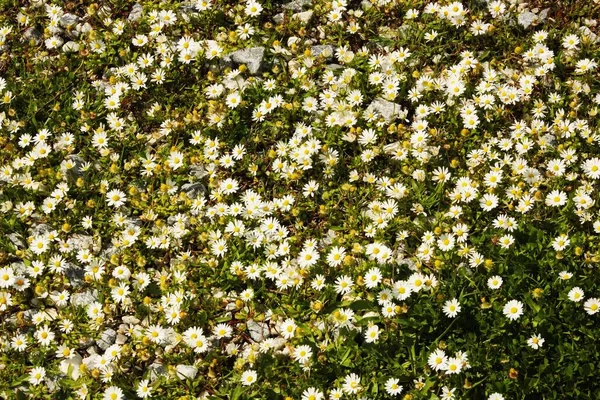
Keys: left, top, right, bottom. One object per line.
{"left": 241, "top": 369, "right": 257, "bottom": 386}
{"left": 527, "top": 334, "right": 545, "bottom": 350}
{"left": 567, "top": 287, "right": 584, "bottom": 302}
{"left": 583, "top": 298, "right": 600, "bottom": 315}
{"left": 106, "top": 189, "right": 127, "bottom": 208}
{"left": 503, "top": 300, "right": 524, "bottom": 321}
{"left": 442, "top": 298, "right": 461, "bottom": 318}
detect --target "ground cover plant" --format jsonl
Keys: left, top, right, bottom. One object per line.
{"left": 1, "top": 0, "right": 600, "bottom": 398}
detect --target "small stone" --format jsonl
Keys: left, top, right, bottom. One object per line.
{"left": 181, "top": 182, "right": 206, "bottom": 198}
{"left": 128, "top": 3, "right": 143, "bottom": 22}
{"left": 283, "top": 0, "right": 311, "bottom": 11}
{"left": 30, "top": 224, "right": 51, "bottom": 237}
{"left": 247, "top": 320, "right": 270, "bottom": 342}
{"left": 97, "top": 328, "right": 117, "bottom": 350}
{"left": 60, "top": 353, "right": 83, "bottom": 380}
{"left": 67, "top": 234, "right": 94, "bottom": 250}
{"left": 79, "top": 22, "right": 93, "bottom": 34}
{"left": 518, "top": 11, "right": 537, "bottom": 29}
{"left": 176, "top": 364, "right": 198, "bottom": 380}
{"left": 7, "top": 234, "right": 25, "bottom": 249}
{"left": 71, "top": 290, "right": 99, "bottom": 307}
{"left": 63, "top": 41, "right": 80, "bottom": 52}
{"left": 368, "top": 98, "right": 405, "bottom": 122}
{"left": 116, "top": 334, "right": 128, "bottom": 345}
{"left": 59, "top": 13, "right": 79, "bottom": 28}
{"left": 311, "top": 45, "right": 334, "bottom": 59}
{"left": 65, "top": 263, "right": 85, "bottom": 288}
{"left": 325, "top": 64, "right": 344, "bottom": 70}
{"left": 149, "top": 362, "right": 168, "bottom": 382}
{"left": 538, "top": 8, "right": 550, "bottom": 22}
{"left": 224, "top": 47, "right": 265, "bottom": 75}
{"left": 122, "top": 315, "right": 140, "bottom": 325}
{"left": 24, "top": 27, "right": 42, "bottom": 44}
{"left": 65, "top": 155, "right": 85, "bottom": 176}
{"left": 293, "top": 10, "right": 313, "bottom": 23}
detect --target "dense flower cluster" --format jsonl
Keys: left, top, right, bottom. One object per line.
{"left": 1, "top": 0, "right": 600, "bottom": 398}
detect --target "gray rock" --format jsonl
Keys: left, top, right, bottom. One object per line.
{"left": 518, "top": 11, "right": 537, "bottom": 28}
{"left": 65, "top": 263, "right": 85, "bottom": 288}
{"left": 122, "top": 315, "right": 140, "bottom": 325}
{"left": 7, "top": 233, "right": 25, "bottom": 249}
{"left": 224, "top": 47, "right": 265, "bottom": 75}
{"left": 128, "top": 3, "right": 143, "bottom": 22}
{"left": 66, "top": 155, "right": 85, "bottom": 176}
{"left": 67, "top": 234, "right": 93, "bottom": 249}
{"left": 30, "top": 224, "right": 51, "bottom": 237}
{"left": 189, "top": 165, "right": 209, "bottom": 179}
{"left": 274, "top": 11, "right": 313, "bottom": 24}
{"left": 59, "top": 13, "right": 79, "bottom": 28}
{"left": 24, "top": 27, "right": 42, "bottom": 44}
{"left": 368, "top": 98, "right": 405, "bottom": 122}
{"left": 311, "top": 45, "right": 334, "bottom": 59}
{"left": 181, "top": 182, "right": 206, "bottom": 198}
{"left": 176, "top": 364, "right": 198, "bottom": 380}
{"left": 116, "top": 334, "right": 128, "bottom": 345}
{"left": 294, "top": 10, "right": 313, "bottom": 23}
{"left": 71, "top": 290, "right": 99, "bottom": 307}
{"left": 325, "top": 64, "right": 344, "bottom": 70}
{"left": 63, "top": 41, "right": 80, "bottom": 52}
{"left": 78, "top": 22, "right": 93, "bottom": 34}
{"left": 283, "top": 0, "right": 311, "bottom": 11}
{"left": 148, "top": 362, "right": 168, "bottom": 381}
{"left": 98, "top": 5, "right": 112, "bottom": 19}
{"left": 538, "top": 8, "right": 550, "bottom": 21}
{"left": 247, "top": 320, "right": 270, "bottom": 342}
{"left": 97, "top": 328, "right": 117, "bottom": 350}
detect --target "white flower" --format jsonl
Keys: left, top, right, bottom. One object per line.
{"left": 488, "top": 394, "right": 505, "bottom": 400}
{"left": 363, "top": 267, "right": 382, "bottom": 289}
{"left": 103, "top": 386, "right": 124, "bottom": 400}
{"left": 225, "top": 91, "right": 241, "bottom": 108}
{"left": 442, "top": 298, "right": 461, "bottom": 318}
{"left": 384, "top": 377, "right": 403, "bottom": 396}
{"left": 487, "top": 276, "right": 503, "bottom": 290}
{"left": 293, "top": 344, "right": 313, "bottom": 363}
{"left": 342, "top": 373, "right": 362, "bottom": 395}
{"left": 0, "top": 267, "right": 16, "bottom": 288}
{"left": 527, "top": 334, "right": 545, "bottom": 349}
{"left": 479, "top": 193, "right": 498, "bottom": 211}
{"left": 444, "top": 357, "right": 462, "bottom": 374}
{"left": 167, "top": 151, "right": 184, "bottom": 170}
{"left": 334, "top": 275, "right": 354, "bottom": 295}
{"left": 136, "top": 379, "right": 152, "bottom": 398}
{"left": 106, "top": 189, "right": 127, "bottom": 208}
{"left": 29, "top": 367, "right": 46, "bottom": 385}
{"left": 364, "top": 324, "right": 380, "bottom": 343}
{"left": 545, "top": 190, "right": 567, "bottom": 207}
{"left": 245, "top": 0, "right": 263, "bottom": 16}
{"left": 35, "top": 325, "right": 55, "bottom": 346}
{"left": 302, "top": 388, "right": 324, "bottom": 400}
{"left": 428, "top": 349, "right": 448, "bottom": 371}
{"left": 551, "top": 234, "right": 570, "bottom": 251}
{"left": 582, "top": 158, "right": 600, "bottom": 179}
{"left": 503, "top": 300, "right": 524, "bottom": 321}
{"left": 568, "top": 287, "right": 584, "bottom": 302}
{"left": 280, "top": 318, "right": 297, "bottom": 339}
{"left": 584, "top": 298, "right": 600, "bottom": 315}
{"left": 241, "top": 369, "right": 257, "bottom": 386}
